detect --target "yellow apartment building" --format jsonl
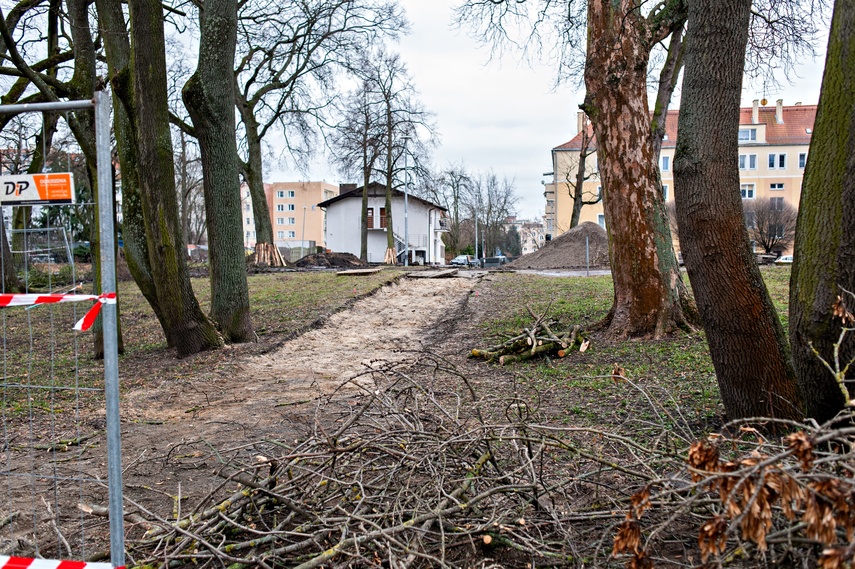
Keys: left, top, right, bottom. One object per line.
{"left": 544, "top": 100, "right": 815, "bottom": 254}
{"left": 241, "top": 181, "right": 339, "bottom": 252}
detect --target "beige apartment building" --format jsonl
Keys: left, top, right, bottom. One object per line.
{"left": 242, "top": 181, "right": 339, "bottom": 252}
{"left": 544, "top": 100, "right": 815, "bottom": 253}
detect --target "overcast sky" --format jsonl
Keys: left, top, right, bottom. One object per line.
{"left": 274, "top": 0, "right": 828, "bottom": 220}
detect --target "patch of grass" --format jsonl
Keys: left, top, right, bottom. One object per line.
{"left": 2, "top": 268, "right": 403, "bottom": 420}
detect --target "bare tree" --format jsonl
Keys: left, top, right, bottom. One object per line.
{"left": 234, "top": 0, "right": 405, "bottom": 266}
{"left": 556, "top": 112, "right": 600, "bottom": 231}
{"left": 330, "top": 78, "right": 384, "bottom": 261}
{"left": 427, "top": 163, "right": 472, "bottom": 256}
{"left": 743, "top": 198, "right": 798, "bottom": 254}
{"left": 466, "top": 171, "right": 518, "bottom": 258}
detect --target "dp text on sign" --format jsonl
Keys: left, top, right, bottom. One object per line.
{"left": 0, "top": 173, "right": 75, "bottom": 205}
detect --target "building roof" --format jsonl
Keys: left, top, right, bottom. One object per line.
{"left": 554, "top": 104, "right": 817, "bottom": 151}
{"left": 316, "top": 181, "right": 446, "bottom": 211}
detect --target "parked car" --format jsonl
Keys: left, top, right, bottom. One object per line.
{"left": 775, "top": 255, "right": 793, "bottom": 264}
{"left": 482, "top": 255, "right": 509, "bottom": 269}
{"left": 449, "top": 254, "right": 476, "bottom": 268}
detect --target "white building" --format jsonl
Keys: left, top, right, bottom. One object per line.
{"left": 318, "top": 182, "right": 448, "bottom": 265}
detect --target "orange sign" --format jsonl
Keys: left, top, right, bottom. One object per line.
{"left": 0, "top": 172, "right": 75, "bottom": 204}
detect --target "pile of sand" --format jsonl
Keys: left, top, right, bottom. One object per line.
{"left": 508, "top": 222, "right": 610, "bottom": 270}
{"left": 295, "top": 252, "right": 367, "bottom": 268}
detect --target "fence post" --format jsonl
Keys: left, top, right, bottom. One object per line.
{"left": 95, "top": 91, "right": 125, "bottom": 568}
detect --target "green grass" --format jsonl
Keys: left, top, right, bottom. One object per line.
{"left": 2, "top": 269, "right": 404, "bottom": 419}
{"left": 474, "top": 269, "right": 793, "bottom": 436}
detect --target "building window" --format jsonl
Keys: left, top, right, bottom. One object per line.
{"left": 771, "top": 223, "right": 785, "bottom": 238}
{"left": 288, "top": 231, "right": 296, "bottom": 238}
{"left": 276, "top": 190, "right": 284, "bottom": 198}
{"left": 771, "top": 197, "right": 784, "bottom": 211}
{"left": 741, "top": 183, "right": 755, "bottom": 199}
{"left": 288, "top": 217, "right": 296, "bottom": 225}
{"left": 770, "top": 183, "right": 784, "bottom": 191}
{"left": 380, "top": 208, "right": 388, "bottom": 228}
{"left": 288, "top": 204, "right": 295, "bottom": 211}
{"left": 287, "top": 190, "right": 295, "bottom": 198}
{"left": 739, "top": 154, "right": 757, "bottom": 170}
{"left": 768, "top": 153, "right": 786, "bottom": 169}
{"left": 277, "top": 217, "right": 284, "bottom": 225}
{"left": 276, "top": 204, "right": 284, "bottom": 212}
{"left": 738, "top": 128, "right": 757, "bottom": 142}
{"left": 662, "top": 184, "right": 669, "bottom": 201}
{"left": 744, "top": 211, "right": 755, "bottom": 228}
{"left": 245, "top": 231, "right": 251, "bottom": 239}
{"left": 277, "top": 231, "right": 284, "bottom": 239}
{"left": 366, "top": 207, "right": 374, "bottom": 228}
{"left": 660, "top": 155, "right": 670, "bottom": 172}
{"left": 245, "top": 203, "right": 250, "bottom": 211}
{"left": 799, "top": 153, "right": 807, "bottom": 168}
{"left": 597, "top": 214, "right": 606, "bottom": 229}
{"left": 596, "top": 186, "right": 602, "bottom": 200}
{"left": 245, "top": 217, "right": 251, "bottom": 224}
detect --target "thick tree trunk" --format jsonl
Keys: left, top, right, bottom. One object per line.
{"left": 790, "top": 0, "right": 855, "bottom": 422}
{"left": 673, "top": 0, "right": 804, "bottom": 421}
{"left": 67, "top": 0, "right": 126, "bottom": 357}
{"left": 183, "top": 0, "right": 254, "bottom": 342}
{"left": 128, "top": 0, "right": 222, "bottom": 357}
{"left": 95, "top": 0, "right": 169, "bottom": 344}
{"left": 237, "top": 95, "right": 285, "bottom": 267}
{"left": 584, "top": 0, "right": 695, "bottom": 339}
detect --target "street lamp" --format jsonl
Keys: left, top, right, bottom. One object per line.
{"left": 402, "top": 134, "right": 411, "bottom": 267}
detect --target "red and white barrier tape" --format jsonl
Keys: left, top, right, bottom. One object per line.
{"left": 0, "top": 292, "right": 117, "bottom": 331}
{"left": 0, "top": 556, "right": 120, "bottom": 569}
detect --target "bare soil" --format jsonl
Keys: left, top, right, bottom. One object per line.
{"left": 508, "top": 221, "right": 610, "bottom": 269}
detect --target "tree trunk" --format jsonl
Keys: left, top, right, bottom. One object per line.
{"left": 67, "top": 0, "right": 126, "bottom": 357}
{"left": 236, "top": 94, "right": 286, "bottom": 267}
{"left": 789, "top": 0, "right": 855, "bottom": 422}
{"left": 95, "top": 0, "right": 170, "bottom": 345}
{"left": 384, "top": 107, "right": 395, "bottom": 263}
{"left": 673, "top": 0, "right": 804, "bottom": 421}
{"left": 568, "top": 122, "right": 591, "bottom": 229}
{"left": 183, "top": 0, "right": 254, "bottom": 343}
{"left": 583, "top": 0, "right": 695, "bottom": 339}
{"left": 1, "top": 222, "right": 18, "bottom": 293}
{"left": 651, "top": 27, "right": 685, "bottom": 159}
{"left": 128, "top": 0, "right": 222, "bottom": 357}
{"left": 361, "top": 166, "right": 370, "bottom": 262}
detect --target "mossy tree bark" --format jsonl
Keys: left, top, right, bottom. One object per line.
{"left": 128, "top": 0, "right": 223, "bottom": 357}
{"left": 673, "top": 0, "right": 804, "bottom": 421}
{"left": 789, "top": 0, "right": 855, "bottom": 422}
{"left": 67, "top": 0, "right": 125, "bottom": 358}
{"left": 583, "top": 0, "right": 697, "bottom": 339}
{"left": 94, "top": 0, "right": 169, "bottom": 344}
{"left": 183, "top": 0, "right": 254, "bottom": 343}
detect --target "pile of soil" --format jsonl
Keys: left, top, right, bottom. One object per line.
{"left": 295, "top": 251, "right": 367, "bottom": 268}
{"left": 508, "top": 221, "right": 610, "bottom": 269}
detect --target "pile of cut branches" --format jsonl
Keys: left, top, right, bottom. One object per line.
{"left": 470, "top": 305, "right": 589, "bottom": 365}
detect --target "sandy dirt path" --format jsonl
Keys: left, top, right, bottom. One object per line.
{"left": 123, "top": 275, "right": 475, "bottom": 433}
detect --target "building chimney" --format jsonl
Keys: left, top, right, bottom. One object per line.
{"left": 577, "top": 111, "right": 586, "bottom": 135}
{"left": 752, "top": 100, "right": 759, "bottom": 124}
{"left": 775, "top": 99, "right": 784, "bottom": 124}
